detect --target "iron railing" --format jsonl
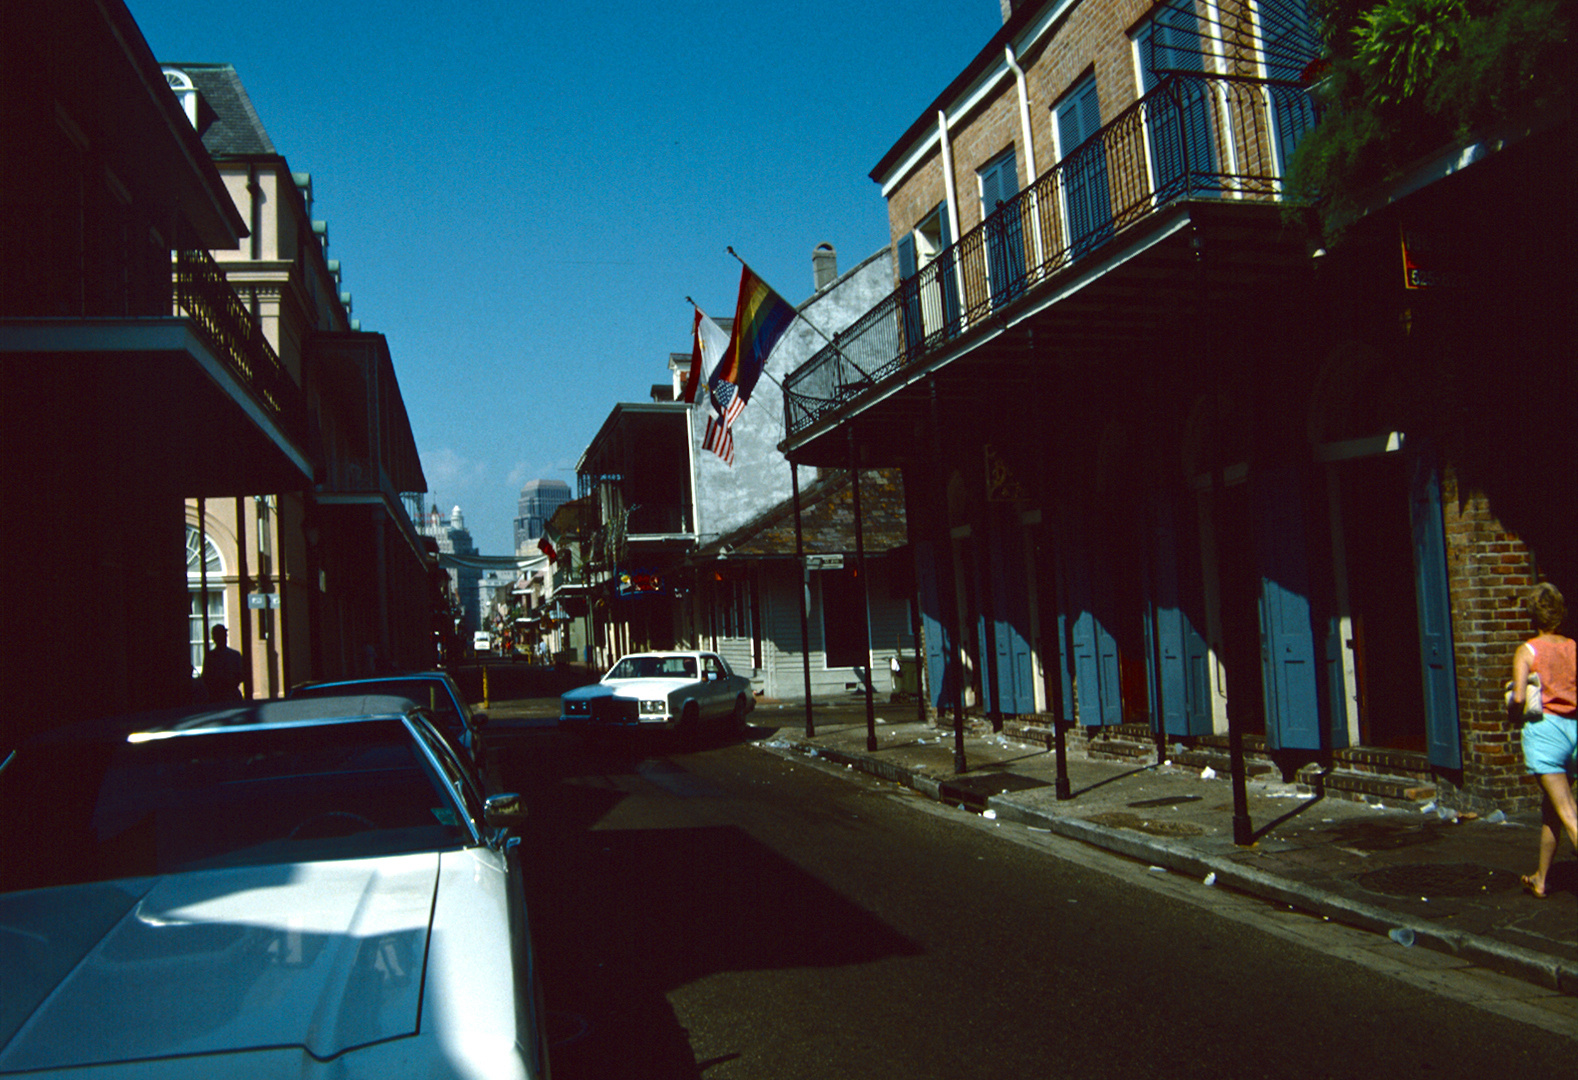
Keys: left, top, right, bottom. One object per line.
{"left": 174, "top": 247, "right": 307, "bottom": 448}
{"left": 784, "top": 72, "right": 1316, "bottom": 438}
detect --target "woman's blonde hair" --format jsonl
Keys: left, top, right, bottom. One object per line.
{"left": 1528, "top": 582, "right": 1567, "bottom": 633}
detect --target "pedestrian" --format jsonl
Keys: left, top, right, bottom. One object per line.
{"left": 1509, "top": 582, "right": 1577, "bottom": 899}
{"left": 201, "top": 625, "right": 245, "bottom": 702}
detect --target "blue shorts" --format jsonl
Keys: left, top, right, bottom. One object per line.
{"left": 1522, "top": 713, "right": 1578, "bottom": 775}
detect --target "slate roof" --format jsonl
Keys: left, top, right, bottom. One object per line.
{"left": 695, "top": 469, "right": 907, "bottom": 560}
{"left": 167, "top": 63, "right": 275, "bottom": 156}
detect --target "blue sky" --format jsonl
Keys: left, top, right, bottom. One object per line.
{"left": 128, "top": 0, "right": 1001, "bottom": 555}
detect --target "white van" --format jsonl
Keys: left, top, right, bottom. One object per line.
{"left": 472, "top": 630, "right": 493, "bottom": 654}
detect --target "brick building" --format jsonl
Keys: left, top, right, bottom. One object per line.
{"left": 778, "top": 0, "right": 1573, "bottom": 812}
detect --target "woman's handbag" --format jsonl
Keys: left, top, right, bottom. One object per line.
{"left": 1506, "top": 671, "right": 1544, "bottom": 722}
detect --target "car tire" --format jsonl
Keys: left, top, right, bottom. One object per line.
{"left": 677, "top": 702, "right": 701, "bottom": 749}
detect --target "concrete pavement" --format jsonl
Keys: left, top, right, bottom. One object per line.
{"left": 747, "top": 700, "right": 1577, "bottom": 1002}
{"left": 476, "top": 671, "right": 1576, "bottom": 1004}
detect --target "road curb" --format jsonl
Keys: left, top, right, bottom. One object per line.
{"left": 769, "top": 737, "right": 1578, "bottom": 997}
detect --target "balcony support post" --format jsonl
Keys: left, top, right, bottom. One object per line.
{"left": 849, "top": 429, "right": 877, "bottom": 753}
{"left": 791, "top": 459, "right": 814, "bottom": 737}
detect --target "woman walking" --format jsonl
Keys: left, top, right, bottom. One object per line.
{"left": 1510, "top": 582, "right": 1578, "bottom": 899}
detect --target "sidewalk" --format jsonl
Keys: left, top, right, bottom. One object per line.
{"left": 749, "top": 700, "right": 1578, "bottom": 999}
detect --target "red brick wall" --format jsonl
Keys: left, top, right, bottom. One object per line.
{"left": 882, "top": 0, "right": 1159, "bottom": 277}
{"left": 1442, "top": 465, "right": 1543, "bottom": 811}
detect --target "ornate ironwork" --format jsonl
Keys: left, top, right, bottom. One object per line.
{"left": 173, "top": 247, "right": 306, "bottom": 448}
{"left": 783, "top": 72, "right": 1316, "bottom": 439}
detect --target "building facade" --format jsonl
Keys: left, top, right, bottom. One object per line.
{"left": 778, "top": 0, "right": 1573, "bottom": 811}
{"left": 3, "top": 0, "right": 310, "bottom": 734}
{"left": 166, "top": 62, "right": 432, "bottom": 690}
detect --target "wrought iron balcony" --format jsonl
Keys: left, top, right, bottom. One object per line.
{"left": 783, "top": 72, "right": 1316, "bottom": 439}
{"left": 174, "top": 246, "right": 307, "bottom": 449}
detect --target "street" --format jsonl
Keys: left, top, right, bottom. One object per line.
{"left": 490, "top": 720, "right": 1575, "bottom": 1079}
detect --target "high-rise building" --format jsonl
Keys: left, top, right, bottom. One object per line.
{"left": 514, "top": 479, "right": 571, "bottom": 554}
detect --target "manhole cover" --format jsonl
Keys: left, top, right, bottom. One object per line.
{"left": 1085, "top": 810, "right": 1205, "bottom": 837}
{"left": 1128, "top": 795, "right": 1204, "bottom": 809}
{"left": 1356, "top": 863, "right": 1519, "bottom": 899}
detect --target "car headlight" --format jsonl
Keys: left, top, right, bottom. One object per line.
{"left": 639, "top": 700, "right": 667, "bottom": 716}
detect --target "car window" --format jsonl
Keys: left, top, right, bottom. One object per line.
{"left": 661, "top": 657, "right": 697, "bottom": 678}
{"left": 409, "top": 718, "right": 485, "bottom": 829}
{"left": 307, "top": 678, "right": 467, "bottom": 736}
{"left": 705, "top": 656, "right": 726, "bottom": 680}
{"left": 0, "top": 720, "right": 471, "bottom": 892}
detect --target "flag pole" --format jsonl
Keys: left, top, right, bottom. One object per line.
{"left": 726, "top": 247, "right": 875, "bottom": 385}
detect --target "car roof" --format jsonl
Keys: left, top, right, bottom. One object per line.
{"left": 20, "top": 697, "right": 423, "bottom": 749}
{"left": 291, "top": 671, "right": 456, "bottom": 693}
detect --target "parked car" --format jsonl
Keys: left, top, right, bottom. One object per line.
{"left": 559, "top": 650, "right": 754, "bottom": 742}
{"left": 0, "top": 698, "right": 549, "bottom": 1080}
{"left": 290, "top": 672, "right": 486, "bottom": 769}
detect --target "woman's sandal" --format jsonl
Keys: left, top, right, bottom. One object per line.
{"left": 1520, "top": 874, "right": 1549, "bottom": 899}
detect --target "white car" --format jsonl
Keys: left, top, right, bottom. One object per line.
{"left": 558, "top": 650, "right": 754, "bottom": 742}
{"left": 0, "top": 698, "right": 549, "bottom": 1079}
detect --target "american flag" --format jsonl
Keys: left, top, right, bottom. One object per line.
{"left": 702, "top": 413, "right": 734, "bottom": 466}
{"left": 710, "top": 378, "right": 745, "bottom": 427}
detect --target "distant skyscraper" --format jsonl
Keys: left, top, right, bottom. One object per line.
{"left": 514, "top": 479, "right": 571, "bottom": 553}
{"left": 421, "top": 503, "right": 482, "bottom": 634}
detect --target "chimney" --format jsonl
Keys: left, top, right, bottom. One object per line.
{"left": 812, "top": 243, "right": 838, "bottom": 292}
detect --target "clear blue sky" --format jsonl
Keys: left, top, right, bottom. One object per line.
{"left": 128, "top": 0, "right": 1001, "bottom": 556}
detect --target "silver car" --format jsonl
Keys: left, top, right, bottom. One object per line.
{"left": 0, "top": 698, "right": 549, "bottom": 1079}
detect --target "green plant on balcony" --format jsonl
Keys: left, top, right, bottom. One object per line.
{"left": 1287, "top": 0, "right": 1570, "bottom": 234}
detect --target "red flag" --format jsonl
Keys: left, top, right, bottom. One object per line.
{"left": 683, "top": 307, "right": 704, "bottom": 403}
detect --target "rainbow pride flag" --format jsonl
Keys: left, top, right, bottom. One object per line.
{"left": 710, "top": 265, "right": 795, "bottom": 411}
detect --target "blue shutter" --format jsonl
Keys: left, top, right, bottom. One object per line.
{"left": 897, "top": 233, "right": 924, "bottom": 358}
{"left": 935, "top": 208, "right": 961, "bottom": 334}
{"left": 988, "top": 507, "right": 1036, "bottom": 715}
{"left": 1057, "top": 77, "right": 1113, "bottom": 258}
{"left": 1261, "top": 0, "right": 1317, "bottom": 170}
{"left": 981, "top": 151, "right": 1026, "bottom": 308}
{"left": 1065, "top": 514, "right": 1121, "bottom": 726}
{"left": 1255, "top": 469, "right": 1322, "bottom": 750}
{"left": 915, "top": 541, "right": 951, "bottom": 711}
{"left": 1148, "top": 492, "right": 1211, "bottom": 736}
{"left": 1408, "top": 442, "right": 1463, "bottom": 769}
{"left": 1137, "top": 11, "right": 1215, "bottom": 198}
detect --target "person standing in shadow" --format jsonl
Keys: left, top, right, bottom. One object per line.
{"left": 202, "top": 625, "right": 246, "bottom": 703}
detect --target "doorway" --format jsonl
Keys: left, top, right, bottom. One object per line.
{"left": 1334, "top": 452, "right": 1427, "bottom": 751}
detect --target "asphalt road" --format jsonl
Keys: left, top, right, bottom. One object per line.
{"left": 492, "top": 723, "right": 1576, "bottom": 1079}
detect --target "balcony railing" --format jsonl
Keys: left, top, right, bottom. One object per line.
{"left": 174, "top": 247, "right": 307, "bottom": 449}
{"left": 784, "top": 72, "right": 1316, "bottom": 439}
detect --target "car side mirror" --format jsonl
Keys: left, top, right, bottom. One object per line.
{"left": 472, "top": 710, "right": 489, "bottom": 727}
{"left": 485, "top": 793, "right": 527, "bottom": 830}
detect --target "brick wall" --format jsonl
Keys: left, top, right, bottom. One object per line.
{"left": 1441, "top": 465, "right": 1543, "bottom": 811}
{"left": 881, "top": 0, "right": 1161, "bottom": 280}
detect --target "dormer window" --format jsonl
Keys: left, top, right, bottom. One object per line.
{"left": 163, "top": 68, "right": 199, "bottom": 128}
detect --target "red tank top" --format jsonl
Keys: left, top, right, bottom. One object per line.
{"left": 1527, "top": 636, "right": 1577, "bottom": 717}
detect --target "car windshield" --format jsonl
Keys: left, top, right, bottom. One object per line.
{"left": 1, "top": 719, "right": 471, "bottom": 893}
{"left": 607, "top": 656, "right": 695, "bottom": 680}
{"left": 295, "top": 678, "right": 470, "bottom": 732}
